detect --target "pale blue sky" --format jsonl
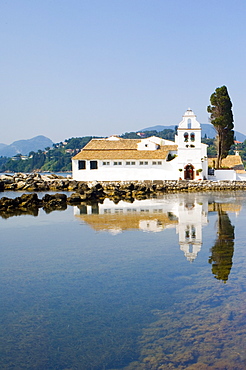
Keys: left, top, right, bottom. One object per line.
{"left": 1, "top": 0, "right": 246, "bottom": 144}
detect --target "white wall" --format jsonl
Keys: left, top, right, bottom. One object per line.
{"left": 236, "top": 172, "right": 246, "bottom": 181}
{"left": 72, "top": 158, "right": 180, "bottom": 181}
{"left": 214, "top": 169, "right": 237, "bottom": 181}
{"left": 72, "top": 156, "right": 209, "bottom": 182}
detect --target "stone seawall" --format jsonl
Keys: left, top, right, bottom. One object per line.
{"left": 1, "top": 173, "right": 246, "bottom": 193}
{"left": 1, "top": 173, "right": 246, "bottom": 217}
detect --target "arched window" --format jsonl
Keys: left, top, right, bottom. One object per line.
{"left": 187, "top": 119, "right": 191, "bottom": 129}
{"left": 184, "top": 132, "right": 189, "bottom": 142}
{"left": 190, "top": 132, "right": 195, "bottom": 142}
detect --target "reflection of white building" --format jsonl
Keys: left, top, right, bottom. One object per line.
{"left": 74, "top": 195, "right": 211, "bottom": 262}
{"left": 74, "top": 198, "right": 178, "bottom": 234}
{"left": 74, "top": 196, "right": 242, "bottom": 262}
{"left": 176, "top": 200, "right": 208, "bottom": 262}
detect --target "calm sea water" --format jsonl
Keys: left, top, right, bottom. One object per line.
{"left": 1, "top": 192, "right": 246, "bottom": 369}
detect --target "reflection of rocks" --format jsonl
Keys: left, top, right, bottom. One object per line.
{"left": 0, "top": 193, "right": 41, "bottom": 209}
{"left": 0, "top": 206, "right": 39, "bottom": 219}
{"left": 0, "top": 193, "right": 67, "bottom": 218}
{"left": 0, "top": 193, "right": 41, "bottom": 218}
{"left": 42, "top": 194, "right": 68, "bottom": 213}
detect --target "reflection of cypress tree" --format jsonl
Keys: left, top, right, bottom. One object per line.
{"left": 208, "top": 204, "right": 234, "bottom": 282}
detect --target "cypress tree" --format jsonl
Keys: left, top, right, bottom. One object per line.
{"left": 207, "top": 86, "right": 234, "bottom": 168}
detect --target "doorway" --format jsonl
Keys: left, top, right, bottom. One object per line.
{"left": 184, "top": 164, "right": 194, "bottom": 180}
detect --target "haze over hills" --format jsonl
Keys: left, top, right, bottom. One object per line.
{"left": 0, "top": 135, "right": 54, "bottom": 157}
{"left": 0, "top": 143, "right": 7, "bottom": 150}
{"left": 141, "top": 123, "right": 246, "bottom": 142}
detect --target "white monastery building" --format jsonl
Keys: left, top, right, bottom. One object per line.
{"left": 72, "top": 109, "right": 208, "bottom": 182}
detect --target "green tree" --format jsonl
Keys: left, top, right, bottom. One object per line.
{"left": 65, "top": 136, "right": 96, "bottom": 149}
{"left": 207, "top": 86, "right": 234, "bottom": 168}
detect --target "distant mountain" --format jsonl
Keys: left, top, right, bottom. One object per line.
{"left": 0, "top": 143, "right": 7, "bottom": 150}
{"left": 141, "top": 123, "right": 246, "bottom": 142}
{"left": 234, "top": 131, "right": 246, "bottom": 142}
{"left": 141, "top": 124, "right": 177, "bottom": 132}
{"left": 0, "top": 135, "right": 54, "bottom": 157}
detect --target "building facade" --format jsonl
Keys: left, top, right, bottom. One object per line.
{"left": 72, "top": 109, "right": 208, "bottom": 182}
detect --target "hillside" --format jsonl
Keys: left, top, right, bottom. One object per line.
{"left": 0, "top": 136, "right": 94, "bottom": 173}
{"left": 0, "top": 135, "right": 54, "bottom": 157}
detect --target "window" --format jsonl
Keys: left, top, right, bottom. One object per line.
{"left": 102, "top": 161, "right": 110, "bottom": 166}
{"left": 113, "top": 161, "right": 122, "bottom": 165}
{"left": 157, "top": 161, "right": 162, "bottom": 165}
{"left": 191, "top": 225, "right": 196, "bottom": 238}
{"left": 140, "top": 161, "right": 148, "bottom": 165}
{"left": 126, "top": 161, "right": 130, "bottom": 165}
{"left": 78, "top": 160, "right": 86, "bottom": 170}
{"left": 184, "top": 132, "right": 189, "bottom": 142}
{"left": 115, "top": 209, "right": 123, "bottom": 213}
{"left": 187, "top": 119, "right": 191, "bottom": 129}
{"left": 167, "top": 153, "right": 175, "bottom": 161}
{"left": 190, "top": 132, "right": 195, "bottom": 142}
{"left": 91, "top": 204, "right": 99, "bottom": 214}
{"left": 131, "top": 161, "right": 135, "bottom": 165}
{"left": 152, "top": 161, "right": 162, "bottom": 165}
{"left": 90, "top": 160, "right": 98, "bottom": 170}
{"left": 185, "top": 227, "right": 190, "bottom": 239}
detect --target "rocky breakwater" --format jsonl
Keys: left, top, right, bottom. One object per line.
{"left": 1, "top": 175, "right": 246, "bottom": 218}
{"left": 0, "top": 173, "right": 79, "bottom": 192}
{"left": 68, "top": 179, "right": 246, "bottom": 204}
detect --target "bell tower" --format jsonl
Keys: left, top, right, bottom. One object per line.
{"left": 175, "top": 109, "right": 204, "bottom": 180}
{"left": 176, "top": 108, "right": 201, "bottom": 149}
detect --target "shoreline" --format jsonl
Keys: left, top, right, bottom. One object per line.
{"left": 1, "top": 173, "right": 246, "bottom": 194}
{"left": 1, "top": 173, "right": 246, "bottom": 218}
